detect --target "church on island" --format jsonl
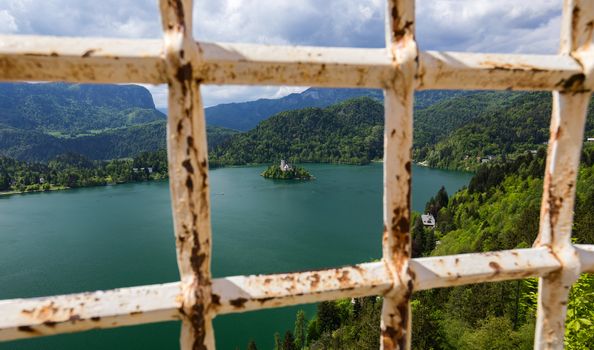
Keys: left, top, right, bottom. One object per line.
{"left": 279, "top": 159, "right": 293, "bottom": 172}
{"left": 261, "top": 160, "right": 312, "bottom": 180}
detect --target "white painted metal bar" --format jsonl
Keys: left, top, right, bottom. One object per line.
{"left": 381, "top": 1, "right": 417, "bottom": 349}
{"left": 418, "top": 51, "right": 583, "bottom": 92}
{"left": 533, "top": 1, "right": 594, "bottom": 349}
{"left": 0, "top": 283, "right": 181, "bottom": 342}
{"left": 0, "top": 35, "right": 585, "bottom": 91}
{"left": 159, "top": 0, "right": 215, "bottom": 349}
{"left": 212, "top": 262, "right": 392, "bottom": 315}
{"left": 412, "top": 247, "right": 561, "bottom": 290}
{"left": 0, "top": 35, "right": 166, "bottom": 83}
{"left": 1, "top": 246, "right": 583, "bottom": 343}
{"left": 576, "top": 245, "right": 594, "bottom": 273}
{"left": 197, "top": 42, "right": 395, "bottom": 88}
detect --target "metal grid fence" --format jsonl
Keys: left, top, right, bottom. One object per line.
{"left": 1, "top": 0, "right": 594, "bottom": 349}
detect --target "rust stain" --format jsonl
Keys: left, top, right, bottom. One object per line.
{"left": 489, "top": 261, "right": 502, "bottom": 275}
{"left": 481, "top": 61, "right": 547, "bottom": 73}
{"left": 230, "top": 298, "right": 248, "bottom": 308}
{"left": 338, "top": 270, "right": 350, "bottom": 285}
{"left": 572, "top": 6, "right": 580, "bottom": 49}
{"left": 555, "top": 73, "right": 587, "bottom": 93}
{"left": 81, "top": 49, "right": 96, "bottom": 58}
{"left": 257, "top": 297, "right": 274, "bottom": 304}
{"left": 310, "top": 273, "right": 321, "bottom": 289}
{"left": 17, "top": 325, "right": 39, "bottom": 334}
{"left": 68, "top": 315, "right": 82, "bottom": 323}
{"left": 42, "top": 320, "right": 57, "bottom": 328}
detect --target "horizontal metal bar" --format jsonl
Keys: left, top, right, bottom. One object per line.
{"left": 411, "top": 247, "right": 562, "bottom": 290}
{"left": 0, "top": 35, "right": 586, "bottom": 91}
{"left": 576, "top": 244, "right": 594, "bottom": 273}
{"left": 211, "top": 261, "right": 392, "bottom": 315}
{"left": 418, "top": 51, "right": 583, "bottom": 91}
{"left": 0, "top": 282, "right": 181, "bottom": 342}
{"left": 197, "top": 42, "right": 395, "bottom": 88}
{"left": 0, "top": 35, "right": 166, "bottom": 84}
{"left": 3, "top": 246, "right": 593, "bottom": 342}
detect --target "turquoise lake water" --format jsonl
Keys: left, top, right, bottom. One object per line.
{"left": 0, "top": 163, "right": 472, "bottom": 349}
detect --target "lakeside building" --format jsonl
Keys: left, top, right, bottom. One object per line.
{"left": 421, "top": 214, "right": 436, "bottom": 228}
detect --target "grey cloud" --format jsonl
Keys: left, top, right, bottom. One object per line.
{"left": 0, "top": 0, "right": 565, "bottom": 106}
{"left": 416, "top": 0, "right": 561, "bottom": 53}
{"left": 2, "top": 0, "right": 161, "bottom": 38}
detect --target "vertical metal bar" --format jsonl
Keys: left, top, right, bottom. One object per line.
{"left": 381, "top": 1, "right": 418, "bottom": 349}
{"left": 159, "top": 0, "right": 215, "bottom": 349}
{"left": 534, "top": 1, "right": 594, "bottom": 349}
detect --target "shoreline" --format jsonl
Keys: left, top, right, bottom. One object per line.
{"left": 0, "top": 179, "right": 167, "bottom": 197}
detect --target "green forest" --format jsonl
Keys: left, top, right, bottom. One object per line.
{"left": 0, "top": 150, "right": 168, "bottom": 193}
{"left": 240, "top": 144, "right": 594, "bottom": 350}
{"left": 210, "top": 97, "right": 385, "bottom": 166}
{"left": 211, "top": 92, "right": 594, "bottom": 171}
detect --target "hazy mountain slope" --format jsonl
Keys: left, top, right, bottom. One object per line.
{"left": 0, "top": 122, "right": 238, "bottom": 162}
{"left": 205, "top": 88, "right": 474, "bottom": 131}
{"left": 0, "top": 82, "right": 165, "bottom": 132}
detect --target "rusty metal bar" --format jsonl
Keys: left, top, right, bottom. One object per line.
{"left": 196, "top": 42, "right": 395, "bottom": 88}
{"left": 0, "top": 35, "right": 166, "bottom": 83}
{"left": 412, "top": 247, "right": 561, "bottom": 290}
{"left": 212, "top": 262, "right": 392, "bottom": 315}
{"left": 0, "top": 282, "right": 181, "bottom": 342}
{"left": 159, "top": 0, "right": 215, "bottom": 349}
{"left": 0, "top": 35, "right": 585, "bottom": 91}
{"left": 4, "top": 246, "right": 588, "bottom": 342}
{"left": 380, "top": 1, "right": 417, "bottom": 349}
{"left": 533, "top": 1, "right": 594, "bottom": 349}
{"left": 576, "top": 245, "right": 594, "bottom": 273}
{"left": 418, "top": 51, "right": 583, "bottom": 92}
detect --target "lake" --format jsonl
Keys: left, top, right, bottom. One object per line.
{"left": 0, "top": 163, "right": 472, "bottom": 349}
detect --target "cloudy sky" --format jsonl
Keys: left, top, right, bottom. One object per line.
{"left": 0, "top": 0, "right": 561, "bottom": 108}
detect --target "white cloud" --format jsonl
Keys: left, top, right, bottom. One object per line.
{"left": 142, "top": 84, "right": 307, "bottom": 109}
{"left": 201, "top": 85, "right": 307, "bottom": 107}
{"left": 0, "top": 9, "right": 18, "bottom": 33}
{"left": 0, "top": 0, "right": 565, "bottom": 106}
{"left": 193, "top": 0, "right": 384, "bottom": 47}
{"left": 416, "top": 0, "right": 561, "bottom": 53}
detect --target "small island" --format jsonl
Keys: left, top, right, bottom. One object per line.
{"left": 261, "top": 160, "right": 313, "bottom": 180}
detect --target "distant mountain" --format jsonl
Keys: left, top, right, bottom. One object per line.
{"left": 0, "top": 82, "right": 165, "bottom": 133}
{"left": 0, "top": 83, "right": 238, "bottom": 162}
{"left": 205, "top": 88, "right": 474, "bottom": 131}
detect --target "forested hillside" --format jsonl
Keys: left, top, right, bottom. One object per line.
{"left": 416, "top": 91, "right": 594, "bottom": 170}
{"left": 210, "top": 97, "right": 385, "bottom": 165}
{"left": 0, "top": 150, "right": 169, "bottom": 193}
{"left": 213, "top": 91, "right": 594, "bottom": 171}
{"left": 0, "top": 122, "right": 237, "bottom": 161}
